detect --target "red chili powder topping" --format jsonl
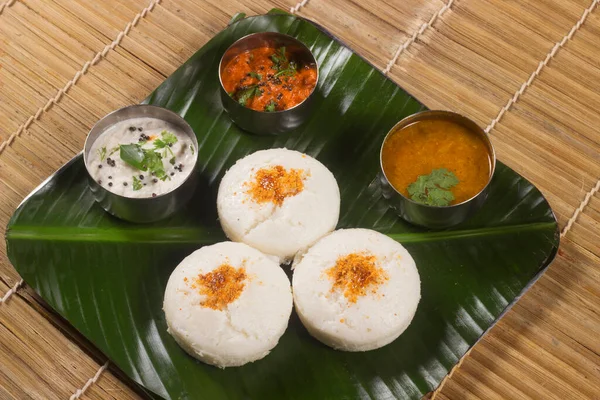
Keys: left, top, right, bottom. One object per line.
{"left": 192, "top": 264, "right": 247, "bottom": 310}
{"left": 326, "top": 253, "right": 388, "bottom": 303}
{"left": 246, "top": 165, "right": 305, "bottom": 206}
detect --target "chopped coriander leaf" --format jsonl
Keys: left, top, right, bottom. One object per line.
{"left": 236, "top": 85, "right": 262, "bottom": 106}
{"left": 154, "top": 131, "right": 178, "bottom": 149}
{"left": 264, "top": 100, "right": 277, "bottom": 112}
{"left": 274, "top": 61, "right": 297, "bottom": 78}
{"left": 154, "top": 131, "right": 177, "bottom": 158}
{"left": 119, "top": 144, "right": 145, "bottom": 170}
{"left": 132, "top": 175, "right": 143, "bottom": 191}
{"left": 144, "top": 150, "right": 168, "bottom": 181}
{"left": 189, "top": 145, "right": 195, "bottom": 155}
{"left": 407, "top": 168, "right": 459, "bottom": 207}
{"left": 270, "top": 46, "right": 287, "bottom": 68}
{"left": 97, "top": 146, "right": 107, "bottom": 162}
{"left": 247, "top": 71, "right": 262, "bottom": 80}
{"left": 169, "top": 157, "right": 176, "bottom": 165}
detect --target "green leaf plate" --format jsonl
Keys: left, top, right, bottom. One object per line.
{"left": 6, "top": 11, "right": 559, "bottom": 400}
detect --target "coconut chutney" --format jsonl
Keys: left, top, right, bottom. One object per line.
{"left": 87, "top": 117, "right": 196, "bottom": 198}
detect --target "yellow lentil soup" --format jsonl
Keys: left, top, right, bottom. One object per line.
{"left": 381, "top": 119, "right": 492, "bottom": 206}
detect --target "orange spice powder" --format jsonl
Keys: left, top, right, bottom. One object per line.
{"left": 326, "top": 253, "right": 388, "bottom": 303}
{"left": 191, "top": 264, "right": 247, "bottom": 310}
{"left": 246, "top": 165, "right": 305, "bottom": 206}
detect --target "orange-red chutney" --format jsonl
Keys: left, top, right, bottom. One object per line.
{"left": 221, "top": 47, "right": 317, "bottom": 112}
{"left": 381, "top": 119, "right": 492, "bottom": 204}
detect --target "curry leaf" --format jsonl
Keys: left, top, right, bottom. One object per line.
{"left": 119, "top": 144, "right": 146, "bottom": 170}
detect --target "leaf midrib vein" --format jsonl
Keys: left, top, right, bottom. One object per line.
{"left": 5, "top": 222, "right": 557, "bottom": 244}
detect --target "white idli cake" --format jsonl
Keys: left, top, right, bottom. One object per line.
{"left": 163, "top": 241, "right": 293, "bottom": 368}
{"left": 217, "top": 148, "right": 340, "bottom": 262}
{"left": 292, "top": 228, "right": 421, "bottom": 351}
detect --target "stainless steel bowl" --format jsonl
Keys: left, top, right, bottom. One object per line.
{"left": 218, "top": 32, "right": 318, "bottom": 135}
{"left": 83, "top": 105, "right": 199, "bottom": 223}
{"left": 379, "top": 110, "right": 496, "bottom": 229}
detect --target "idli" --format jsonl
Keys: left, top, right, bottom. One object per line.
{"left": 163, "top": 241, "right": 293, "bottom": 367}
{"left": 292, "top": 228, "right": 421, "bottom": 351}
{"left": 217, "top": 148, "right": 340, "bottom": 262}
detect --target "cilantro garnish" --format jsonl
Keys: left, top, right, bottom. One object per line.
{"left": 264, "top": 100, "right": 277, "bottom": 112}
{"left": 247, "top": 71, "right": 262, "bottom": 80}
{"left": 189, "top": 145, "right": 195, "bottom": 155}
{"left": 144, "top": 149, "right": 168, "bottom": 181}
{"left": 274, "top": 61, "right": 297, "bottom": 78}
{"left": 407, "top": 168, "right": 459, "bottom": 207}
{"left": 132, "top": 175, "right": 143, "bottom": 191}
{"left": 270, "top": 47, "right": 297, "bottom": 78}
{"left": 270, "top": 47, "right": 287, "bottom": 68}
{"left": 236, "top": 85, "right": 262, "bottom": 106}
{"left": 119, "top": 144, "right": 169, "bottom": 181}
{"left": 169, "top": 157, "right": 176, "bottom": 165}
{"left": 154, "top": 130, "right": 178, "bottom": 158}
{"left": 98, "top": 146, "right": 107, "bottom": 162}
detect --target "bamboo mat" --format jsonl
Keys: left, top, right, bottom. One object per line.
{"left": 0, "top": 0, "right": 599, "bottom": 398}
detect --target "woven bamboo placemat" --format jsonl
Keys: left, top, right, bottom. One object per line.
{"left": 0, "top": 0, "right": 599, "bottom": 398}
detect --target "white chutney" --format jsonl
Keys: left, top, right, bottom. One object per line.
{"left": 87, "top": 117, "right": 196, "bottom": 198}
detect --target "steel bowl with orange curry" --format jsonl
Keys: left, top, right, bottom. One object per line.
{"left": 221, "top": 46, "right": 317, "bottom": 113}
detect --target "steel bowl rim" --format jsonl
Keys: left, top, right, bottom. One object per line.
{"left": 83, "top": 104, "right": 199, "bottom": 201}
{"left": 218, "top": 31, "right": 319, "bottom": 114}
{"left": 379, "top": 109, "right": 497, "bottom": 209}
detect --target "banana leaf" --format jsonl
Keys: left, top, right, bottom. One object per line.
{"left": 5, "top": 11, "right": 559, "bottom": 400}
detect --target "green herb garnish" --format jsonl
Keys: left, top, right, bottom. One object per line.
{"left": 407, "top": 168, "right": 459, "bottom": 207}
{"left": 108, "top": 146, "right": 119, "bottom": 157}
{"left": 190, "top": 145, "right": 195, "bottom": 155}
{"left": 144, "top": 150, "right": 168, "bottom": 181}
{"left": 154, "top": 130, "right": 178, "bottom": 158}
{"left": 247, "top": 71, "right": 262, "bottom": 80}
{"left": 98, "top": 146, "right": 107, "bottom": 162}
{"left": 154, "top": 131, "right": 177, "bottom": 149}
{"left": 132, "top": 175, "right": 143, "bottom": 191}
{"left": 264, "top": 100, "right": 277, "bottom": 112}
{"left": 169, "top": 157, "right": 176, "bottom": 165}
{"left": 119, "top": 144, "right": 169, "bottom": 181}
{"left": 270, "top": 46, "right": 287, "bottom": 68}
{"left": 236, "top": 85, "right": 262, "bottom": 106}
{"left": 270, "top": 46, "right": 297, "bottom": 78}
{"left": 274, "top": 61, "right": 297, "bottom": 78}
{"left": 119, "top": 144, "right": 145, "bottom": 170}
